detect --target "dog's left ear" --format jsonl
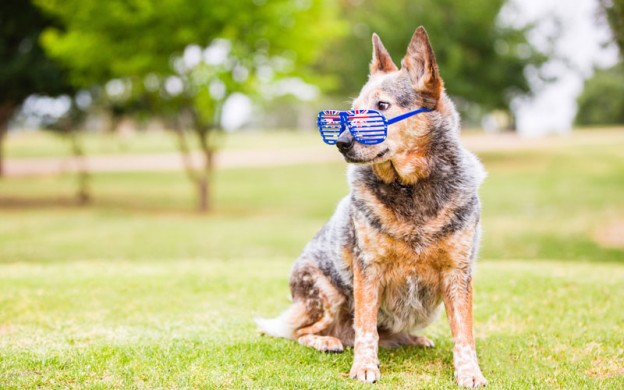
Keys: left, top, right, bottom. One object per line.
{"left": 401, "top": 26, "right": 442, "bottom": 106}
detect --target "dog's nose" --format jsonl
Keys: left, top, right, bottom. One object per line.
{"left": 336, "top": 133, "right": 354, "bottom": 153}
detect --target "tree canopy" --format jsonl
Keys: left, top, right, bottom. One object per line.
{"left": 576, "top": 0, "right": 623, "bottom": 126}
{"left": 0, "top": 0, "right": 74, "bottom": 176}
{"left": 600, "top": 0, "right": 624, "bottom": 54}
{"left": 576, "top": 63, "right": 624, "bottom": 126}
{"left": 35, "top": 0, "right": 343, "bottom": 112}
{"left": 0, "top": 0, "right": 72, "bottom": 106}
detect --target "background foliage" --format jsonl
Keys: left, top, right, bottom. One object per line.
{"left": 576, "top": 62, "right": 624, "bottom": 126}
{"left": 316, "top": 0, "right": 546, "bottom": 121}
{"left": 0, "top": 0, "right": 74, "bottom": 176}
{"left": 0, "top": 0, "right": 72, "bottom": 105}
{"left": 576, "top": 0, "right": 624, "bottom": 126}
{"left": 600, "top": 0, "right": 624, "bottom": 53}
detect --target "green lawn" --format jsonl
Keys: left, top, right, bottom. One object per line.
{"left": 1, "top": 130, "right": 624, "bottom": 388}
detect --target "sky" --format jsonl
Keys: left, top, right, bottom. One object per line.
{"left": 504, "top": 0, "right": 619, "bottom": 135}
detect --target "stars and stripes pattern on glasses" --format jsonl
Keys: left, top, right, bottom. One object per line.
{"left": 317, "top": 110, "right": 345, "bottom": 145}
{"left": 346, "top": 110, "right": 388, "bottom": 145}
{"left": 317, "top": 109, "right": 388, "bottom": 145}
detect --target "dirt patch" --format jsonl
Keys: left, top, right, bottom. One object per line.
{"left": 594, "top": 220, "right": 624, "bottom": 249}
{"left": 0, "top": 324, "right": 14, "bottom": 335}
{"left": 585, "top": 357, "right": 624, "bottom": 379}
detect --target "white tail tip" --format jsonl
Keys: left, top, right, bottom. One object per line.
{"left": 255, "top": 304, "right": 304, "bottom": 340}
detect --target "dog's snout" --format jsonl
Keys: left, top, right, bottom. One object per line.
{"left": 336, "top": 133, "right": 354, "bottom": 153}
{"left": 337, "top": 138, "right": 353, "bottom": 152}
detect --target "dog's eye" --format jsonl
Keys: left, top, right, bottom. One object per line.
{"left": 377, "top": 101, "right": 390, "bottom": 111}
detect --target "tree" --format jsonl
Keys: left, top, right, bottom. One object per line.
{"left": 575, "top": 0, "right": 623, "bottom": 126}
{"left": 316, "top": 0, "right": 546, "bottom": 125}
{"left": 0, "top": 0, "right": 73, "bottom": 177}
{"left": 600, "top": 0, "right": 624, "bottom": 53}
{"left": 35, "top": 0, "right": 343, "bottom": 212}
{"left": 576, "top": 63, "right": 624, "bottom": 126}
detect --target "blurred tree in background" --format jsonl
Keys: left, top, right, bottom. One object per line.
{"left": 0, "top": 0, "right": 74, "bottom": 177}
{"left": 576, "top": 63, "right": 624, "bottom": 126}
{"left": 35, "top": 0, "right": 343, "bottom": 212}
{"left": 317, "top": 0, "right": 546, "bottom": 126}
{"left": 600, "top": 0, "right": 624, "bottom": 52}
{"left": 576, "top": 0, "right": 624, "bottom": 126}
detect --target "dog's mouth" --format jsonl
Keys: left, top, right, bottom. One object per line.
{"left": 343, "top": 148, "right": 390, "bottom": 164}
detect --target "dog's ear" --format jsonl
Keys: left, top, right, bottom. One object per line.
{"left": 370, "top": 33, "right": 398, "bottom": 74}
{"left": 401, "top": 26, "right": 442, "bottom": 105}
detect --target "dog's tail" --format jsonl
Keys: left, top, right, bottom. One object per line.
{"left": 255, "top": 302, "right": 307, "bottom": 340}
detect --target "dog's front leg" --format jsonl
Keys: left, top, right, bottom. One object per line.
{"left": 442, "top": 271, "right": 487, "bottom": 388}
{"left": 349, "top": 260, "right": 381, "bottom": 383}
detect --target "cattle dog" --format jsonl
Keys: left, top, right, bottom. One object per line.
{"left": 256, "top": 26, "right": 487, "bottom": 387}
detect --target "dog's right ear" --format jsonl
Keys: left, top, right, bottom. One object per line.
{"left": 370, "top": 33, "right": 398, "bottom": 75}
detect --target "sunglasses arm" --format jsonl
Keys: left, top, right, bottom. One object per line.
{"left": 386, "top": 107, "right": 431, "bottom": 125}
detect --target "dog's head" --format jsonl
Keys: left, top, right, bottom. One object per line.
{"left": 338, "top": 27, "right": 449, "bottom": 183}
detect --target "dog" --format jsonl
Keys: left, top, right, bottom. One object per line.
{"left": 256, "top": 26, "right": 487, "bottom": 388}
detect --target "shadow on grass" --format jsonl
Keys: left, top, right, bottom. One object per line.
{"left": 0, "top": 196, "right": 85, "bottom": 209}
{"left": 0, "top": 195, "right": 256, "bottom": 218}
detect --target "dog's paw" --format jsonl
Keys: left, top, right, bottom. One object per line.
{"left": 297, "top": 335, "right": 344, "bottom": 353}
{"left": 349, "top": 361, "right": 381, "bottom": 383}
{"left": 455, "top": 367, "right": 487, "bottom": 388}
{"left": 319, "top": 337, "right": 344, "bottom": 353}
{"left": 408, "top": 335, "right": 435, "bottom": 348}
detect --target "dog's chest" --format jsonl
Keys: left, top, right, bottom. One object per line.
{"left": 377, "top": 253, "right": 444, "bottom": 333}
{"left": 356, "top": 227, "right": 449, "bottom": 333}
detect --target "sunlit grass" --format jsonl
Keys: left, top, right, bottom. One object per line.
{"left": 1, "top": 259, "right": 623, "bottom": 388}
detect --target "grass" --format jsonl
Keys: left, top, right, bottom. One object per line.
{"left": 1, "top": 129, "right": 624, "bottom": 388}
{"left": 2, "top": 260, "right": 623, "bottom": 389}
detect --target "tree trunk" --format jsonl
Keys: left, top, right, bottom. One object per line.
{"left": 172, "top": 108, "right": 220, "bottom": 213}
{"left": 0, "top": 124, "right": 6, "bottom": 178}
{"left": 507, "top": 109, "right": 517, "bottom": 132}
{"left": 196, "top": 126, "right": 215, "bottom": 213}
{"left": 173, "top": 124, "right": 200, "bottom": 184}
{"left": 68, "top": 129, "right": 91, "bottom": 204}
{"left": 0, "top": 103, "right": 17, "bottom": 178}
{"left": 197, "top": 174, "right": 209, "bottom": 212}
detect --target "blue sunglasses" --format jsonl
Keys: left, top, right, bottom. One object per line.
{"left": 317, "top": 107, "right": 431, "bottom": 145}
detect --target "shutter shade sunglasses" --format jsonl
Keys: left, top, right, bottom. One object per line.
{"left": 316, "top": 107, "right": 431, "bottom": 145}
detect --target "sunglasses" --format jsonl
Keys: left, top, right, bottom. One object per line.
{"left": 317, "top": 107, "right": 431, "bottom": 145}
